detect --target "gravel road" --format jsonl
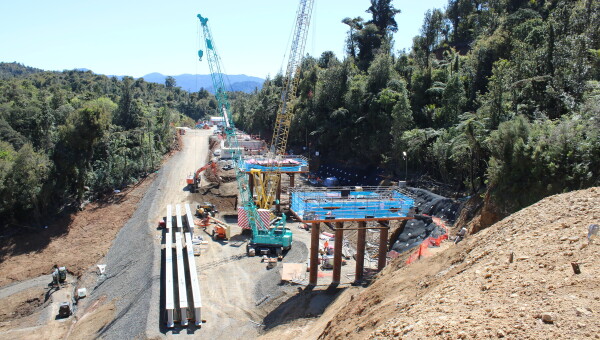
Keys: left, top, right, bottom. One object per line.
{"left": 88, "top": 158, "right": 173, "bottom": 339}
{"left": 86, "top": 130, "right": 193, "bottom": 340}
{"left": 0, "top": 275, "right": 50, "bottom": 300}
{"left": 88, "top": 129, "right": 314, "bottom": 340}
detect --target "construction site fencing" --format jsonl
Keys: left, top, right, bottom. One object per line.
{"left": 406, "top": 216, "right": 449, "bottom": 264}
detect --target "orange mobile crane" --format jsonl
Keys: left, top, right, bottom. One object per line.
{"left": 186, "top": 161, "right": 218, "bottom": 193}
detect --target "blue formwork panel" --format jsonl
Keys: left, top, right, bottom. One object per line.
{"left": 290, "top": 187, "right": 414, "bottom": 222}
{"left": 239, "top": 156, "right": 309, "bottom": 173}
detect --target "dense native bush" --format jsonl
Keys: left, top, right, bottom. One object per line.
{"left": 232, "top": 0, "right": 600, "bottom": 213}
{"left": 0, "top": 63, "right": 213, "bottom": 225}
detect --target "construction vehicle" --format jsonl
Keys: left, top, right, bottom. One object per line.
{"left": 198, "top": 13, "right": 293, "bottom": 256}
{"left": 320, "top": 254, "right": 346, "bottom": 270}
{"left": 209, "top": 217, "right": 230, "bottom": 240}
{"left": 58, "top": 267, "right": 67, "bottom": 283}
{"left": 58, "top": 301, "right": 73, "bottom": 318}
{"left": 195, "top": 214, "right": 230, "bottom": 240}
{"left": 251, "top": 0, "right": 315, "bottom": 211}
{"left": 187, "top": 161, "right": 218, "bottom": 193}
{"left": 196, "top": 202, "right": 217, "bottom": 217}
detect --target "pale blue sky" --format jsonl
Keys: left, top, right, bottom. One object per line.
{"left": 0, "top": 0, "right": 448, "bottom": 79}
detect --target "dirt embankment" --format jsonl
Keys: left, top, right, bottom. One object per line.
{"left": 263, "top": 187, "right": 600, "bottom": 339}
{"left": 0, "top": 131, "right": 182, "bottom": 339}
{"left": 0, "top": 176, "right": 156, "bottom": 287}
{"left": 0, "top": 127, "right": 184, "bottom": 288}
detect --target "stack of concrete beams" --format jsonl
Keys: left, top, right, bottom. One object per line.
{"left": 164, "top": 204, "right": 202, "bottom": 328}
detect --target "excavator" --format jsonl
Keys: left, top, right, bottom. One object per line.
{"left": 186, "top": 160, "right": 218, "bottom": 193}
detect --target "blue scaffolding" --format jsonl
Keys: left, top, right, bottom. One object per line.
{"left": 239, "top": 155, "right": 309, "bottom": 173}
{"left": 290, "top": 186, "right": 414, "bottom": 223}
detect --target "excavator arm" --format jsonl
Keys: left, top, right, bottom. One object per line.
{"left": 194, "top": 161, "right": 216, "bottom": 181}
{"left": 187, "top": 161, "right": 218, "bottom": 192}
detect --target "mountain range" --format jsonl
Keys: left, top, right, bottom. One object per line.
{"left": 136, "top": 72, "right": 264, "bottom": 93}
{"left": 1, "top": 63, "right": 264, "bottom": 94}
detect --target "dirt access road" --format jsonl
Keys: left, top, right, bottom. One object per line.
{"left": 146, "top": 129, "right": 320, "bottom": 339}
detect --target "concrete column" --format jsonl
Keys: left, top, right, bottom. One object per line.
{"left": 378, "top": 225, "right": 389, "bottom": 271}
{"left": 355, "top": 221, "right": 366, "bottom": 283}
{"left": 309, "top": 222, "right": 320, "bottom": 286}
{"left": 332, "top": 222, "right": 343, "bottom": 285}
{"left": 248, "top": 174, "right": 254, "bottom": 201}
{"left": 276, "top": 175, "right": 282, "bottom": 212}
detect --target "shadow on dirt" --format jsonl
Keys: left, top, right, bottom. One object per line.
{"left": 0, "top": 214, "right": 72, "bottom": 260}
{"left": 0, "top": 175, "right": 154, "bottom": 260}
{"left": 262, "top": 287, "right": 345, "bottom": 330}
{"left": 222, "top": 214, "right": 239, "bottom": 224}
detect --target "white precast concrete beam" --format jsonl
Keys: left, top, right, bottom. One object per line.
{"left": 165, "top": 229, "right": 174, "bottom": 328}
{"left": 185, "top": 232, "right": 202, "bottom": 326}
{"left": 175, "top": 230, "right": 188, "bottom": 326}
{"left": 174, "top": 205, "right": 189, "bottom": 326}
{"left": 176, "top": 204, "right": 184, "bottom": 233}
{"left": 166, "top": 205, "right": 173, "bottom": 230}
{"left": 185, "top": 204, "right": 195, "bottom": 236}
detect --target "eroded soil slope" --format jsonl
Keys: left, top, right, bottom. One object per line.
{"left": 264, "top": 187, "right": 600, "bottom": 339}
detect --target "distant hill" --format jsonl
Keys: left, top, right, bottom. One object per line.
{"left": 0, "top": 63, "right": 263, "bottom": 93}
{"left": 0, "top": 62, "right": 44, "bottom": 79}
{"left": 139, "top": 72, "right": 264, "bottom": 93}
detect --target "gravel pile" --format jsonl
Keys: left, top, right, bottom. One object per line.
{"left": 253, "top": 239, "right": 308, "bottom": 306}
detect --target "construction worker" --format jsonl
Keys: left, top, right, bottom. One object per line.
{"left": 455, "top": 227, "right": 467, "bottom": 244}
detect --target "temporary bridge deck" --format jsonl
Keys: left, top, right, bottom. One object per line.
{"left": 289, "top": 186, "right": 415, "bottom": 286}
{"left": 239, "top": 155, "right": 309, "bottom": 174}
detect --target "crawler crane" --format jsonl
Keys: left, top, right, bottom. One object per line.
{"left": 252, "top": 0, "right": 315, "bottom": 211}
{"left": 198, "top": 14, "right": 292, "bottom": 256}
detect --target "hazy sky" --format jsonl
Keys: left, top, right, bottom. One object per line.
{"left": 0, "top": 0, "right": 447, "bottom": 79}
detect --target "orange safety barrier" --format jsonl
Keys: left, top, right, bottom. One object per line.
{"left": 406, "top": 215, "right": 449, "bottom": 265}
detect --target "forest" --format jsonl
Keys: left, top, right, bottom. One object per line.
{"left": 0, "top": 63, "right": 217, "bottom": 226}
{"left": 233, "top": 0, "right": 600, "bottom": 214}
